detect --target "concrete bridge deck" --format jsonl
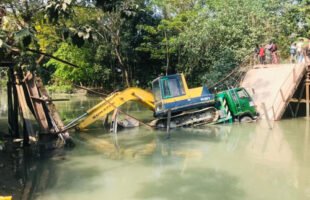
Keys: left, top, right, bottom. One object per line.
{"left": 241, "top": 63, "right": 309, "bottom": 120}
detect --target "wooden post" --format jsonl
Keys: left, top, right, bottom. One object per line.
{"left": 111, "top": 109, "right": 119, "bottom": 134}
{"left": 306, "top": 80, "right": 310, "bottom": 118}
{"left": 261, "top": 103, "right": 273, "bottom": 130}
{"left": 111, "top": 109, "right": 120, "bottom": 149}
{"left": 15, "top": 71, "right": 36, "bottom": 143}
{"left": 103, "top": 114, "right": 110, "bottom": 128}
{"left": 306, "top": 73, "right": 310, "bottom": 118}
{"left": 166, "top": 109, "right": 171, "bottom": 138}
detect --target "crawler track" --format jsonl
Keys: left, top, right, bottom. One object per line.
{"left": 154, "top": 107, "right": 219, "bottom": 128}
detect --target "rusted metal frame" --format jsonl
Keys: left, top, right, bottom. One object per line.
{"left": 24, "top": 72, "right": 50, "bottom": 132}
{"left": 12, "top": 70, "right": 34, "bottom": 119}
{"left": 35, "top": 77, "right": 70, "bottom": 141}
{"left": 14, "top": 70, "right": 37, "bottom": 143}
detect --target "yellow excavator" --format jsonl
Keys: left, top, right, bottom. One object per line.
{"left": 65, "top": 73, "right": 258, "bottom": 130}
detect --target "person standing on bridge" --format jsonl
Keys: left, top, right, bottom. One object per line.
{"left": 290, "top": 43, "right": 297, "bottom": 63}
{"left": 259, "top": 45, "right": 265, "bottom": 64}
{"left": 265, "top": 42, "right": 272, "bottom": 64}
{"left": 270, "top": 41, "right": 279, "bottom": 64}
{"left": 254, "top": 44, "right": 260, "bottom": 64}
{"left": 297, "top": 38, "right": 304, "bottom": 63}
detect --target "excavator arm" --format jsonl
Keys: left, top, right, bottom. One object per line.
{"left": 72, "top": 87, "right": 155, "bottom": 130}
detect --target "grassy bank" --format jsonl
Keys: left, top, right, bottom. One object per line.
{"left": 46, "top": 85, "right": 73, "bottom": 94}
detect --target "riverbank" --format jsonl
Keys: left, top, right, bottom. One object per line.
{"left": 46, "top": 85, "right": 110, "bottom": 96}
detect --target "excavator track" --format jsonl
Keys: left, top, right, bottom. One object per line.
{"left": 154, "top": 107, "right": 219, "bottom": 128}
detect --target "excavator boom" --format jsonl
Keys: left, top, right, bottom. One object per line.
{"left": 76, "top": 87, "right": 155, "bottom": 130}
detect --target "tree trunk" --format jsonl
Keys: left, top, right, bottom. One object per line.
{"left": 114, "top": 47, "right": 130, "bottom": 87}
{"left": 165, "top": 31, "right": 170, "bottom": 75}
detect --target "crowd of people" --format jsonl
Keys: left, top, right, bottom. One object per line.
{"left": 254, "top": 38, "right": 310, "bottom": 65}
{"left": 289, "top": 38, "right": 310, "bottom": 63}
{"left": 254, "top": 41, "right": 279, "bottom": 65}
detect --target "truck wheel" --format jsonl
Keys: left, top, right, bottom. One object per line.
{"left": 239, "top": 116, "right": 253, "bottom": 123}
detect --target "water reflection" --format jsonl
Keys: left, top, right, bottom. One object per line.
{"left": 135, "top": 168, "right": 244, "bottom": 200}
{"left": 0, "top": 89, "right": 8, "bottom": 117}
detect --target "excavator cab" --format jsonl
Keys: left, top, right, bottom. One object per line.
{"left": 152, "top": 74, "right": 185, "bottom": 101}
{"left": 152, "top": 74, "right": 215, "bottom": 117}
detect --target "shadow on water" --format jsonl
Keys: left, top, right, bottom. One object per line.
{"left": 47, "top": 164, "right": 103, "bottom": 192}
{"left": 134, "top": 168, "right": 245, "bottom": 200}
{"left": 0, "top": 143, "right": 67, "bottom": 200}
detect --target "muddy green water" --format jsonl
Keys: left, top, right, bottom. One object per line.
{"left": 1, "top": 92, "right": 310, "bottom": 200}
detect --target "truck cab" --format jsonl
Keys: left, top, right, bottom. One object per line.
{"left": 215, "top": 88, "right": 259, "bottom": 122}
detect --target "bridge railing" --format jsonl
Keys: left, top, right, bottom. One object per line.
{"left": 268, "top": 63, "right": 306, "bottom": 120}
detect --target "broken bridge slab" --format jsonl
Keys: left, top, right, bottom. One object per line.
{"left": 241, "top": 63, "right": 308, "bottom": 120}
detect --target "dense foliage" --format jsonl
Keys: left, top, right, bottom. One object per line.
{"left": 0, "top": 0, "right": 309, "bottom": 91}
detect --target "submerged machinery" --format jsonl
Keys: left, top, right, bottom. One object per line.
{"left": 65, "top": 74, "right": 258, "bottom": 130}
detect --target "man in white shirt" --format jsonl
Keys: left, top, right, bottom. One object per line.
{"left": 296, "top": 38, "right": 304, "bottom": 63}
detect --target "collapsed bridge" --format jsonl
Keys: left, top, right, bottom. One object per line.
{"left": 241, "top": 62, "right": 310, "bottom": 120}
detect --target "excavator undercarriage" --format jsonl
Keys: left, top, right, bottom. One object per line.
{"left": 152, "top": 107, "right": 219, "bottom": 128}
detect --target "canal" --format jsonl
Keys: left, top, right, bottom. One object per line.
{"left": 1, "top": 91, "right": 310, "bottom": 200}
